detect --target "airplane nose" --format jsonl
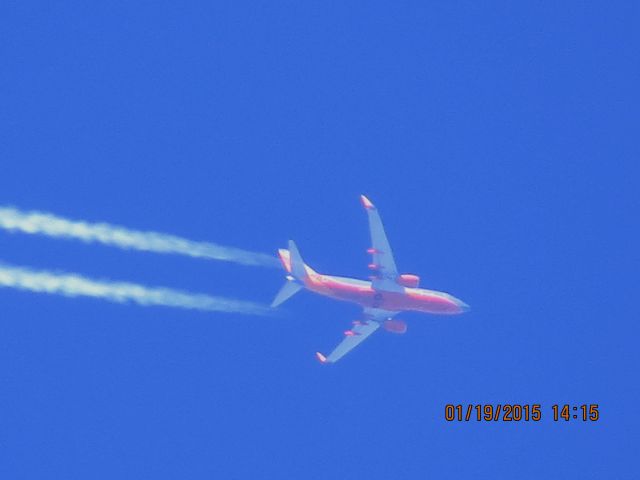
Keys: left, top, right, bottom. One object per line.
{"left": 457, "top": 300, "right": 470, "bottom": 312}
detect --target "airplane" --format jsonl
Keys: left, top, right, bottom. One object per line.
{"left": 271, "top": 195, "right": 469, "bottom": 364}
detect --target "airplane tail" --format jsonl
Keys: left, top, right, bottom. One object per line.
{"left": 271, "top": 240, "right": 315, "bottom": 307}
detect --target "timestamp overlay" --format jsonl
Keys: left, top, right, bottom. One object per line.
{"left": 444, "top": 404, "right": 600, "bottom": 422}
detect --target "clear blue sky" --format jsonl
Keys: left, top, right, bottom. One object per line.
{"left": 0, "top": 2, "right": 636, "bottom": 478}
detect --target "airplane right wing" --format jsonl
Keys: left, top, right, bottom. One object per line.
{"left": 361, "top": 195, "right": 403, "bottom": 293}
{"left": 316, "top": 307, "right": 398, "bottom": 364}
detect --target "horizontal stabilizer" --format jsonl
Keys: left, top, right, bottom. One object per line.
{"left": 271, "top": 279, "right": 303, "bottom": 307}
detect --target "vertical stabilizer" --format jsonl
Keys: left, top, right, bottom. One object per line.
{"left": 287, "top": 240, "right": 309, "bottom": 281}
{"left": 271, "top": 240, "right": 314, "bottom": 308}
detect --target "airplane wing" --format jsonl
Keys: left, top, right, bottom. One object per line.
{"left": 316, "top": 308, "right": 398, "bottom": 364}
{"left": 360, "top": 195, "right": 403, "bottom": 292}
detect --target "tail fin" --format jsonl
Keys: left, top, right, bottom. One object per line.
{"left": 271, "top": 240, "right": 314, "bottom": 308}
{"left": 287, "top": 240, "right": 309, "bottom": 281}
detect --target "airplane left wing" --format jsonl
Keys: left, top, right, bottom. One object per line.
{"left": 360, "top": 195, "right": 403, "bottom": 293}
{"left": 316, "top": 308, "right": 397, "bottom": 364}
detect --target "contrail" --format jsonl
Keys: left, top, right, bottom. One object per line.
{"left": 0, "top": 262, "right": 273, "bottom": 316}
{"left": 0, "top": 206, "right": 278, "bottom": 268}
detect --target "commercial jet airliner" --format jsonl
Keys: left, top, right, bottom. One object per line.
{"left": 272, "top": 195, "right": 469, "bottom": 364}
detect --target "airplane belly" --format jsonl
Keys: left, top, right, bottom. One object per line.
{"left": 330, "top": 286, "right": 373, "bottom": 304}
{"left": 310, "top": 278, "right": 374, "bottom": 305}
{"left": 324, "top": 289, "right": 403, "bottom": 309}
{"left": 409, "top": 291, "right": 465, "bottom": 314}
{"left": 372, "top": 290, "right": 463, "bottom": 314}
{"left": 308, "top": 277, "right": 465, "bottom": 314}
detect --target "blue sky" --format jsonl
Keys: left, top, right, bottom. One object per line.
{"left": 0, "top": 2, "right": 637, "bottom": 478}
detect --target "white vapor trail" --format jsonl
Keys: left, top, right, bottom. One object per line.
{"left": 0, "top": 206, "right": 278, "bottom": 268}
{"left": 0, "top": 263, "right": 272, "bottom": 316}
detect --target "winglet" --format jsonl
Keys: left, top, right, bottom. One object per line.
{"left": 360, "top": 194, "right": 375, "bottom": 210}
{"left": 315, "top": 352, "right": 328, "bottom": 364}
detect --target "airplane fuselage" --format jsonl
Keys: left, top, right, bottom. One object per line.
{"left": 302, "top": 272, "right": 468, "bottom": 315}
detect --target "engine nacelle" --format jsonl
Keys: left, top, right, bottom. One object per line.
{"left": 383, "top": 319, "right": 407, "bottom": 334}
{"left": 396, "top": 274, "right": 420, "bottom": 288}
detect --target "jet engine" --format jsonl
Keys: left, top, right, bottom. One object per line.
{"left": 383, "top": 319, "right": 407, "bottom": 334}
{"left": 396, "top": 274, "right": 420, "bottom": 288}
